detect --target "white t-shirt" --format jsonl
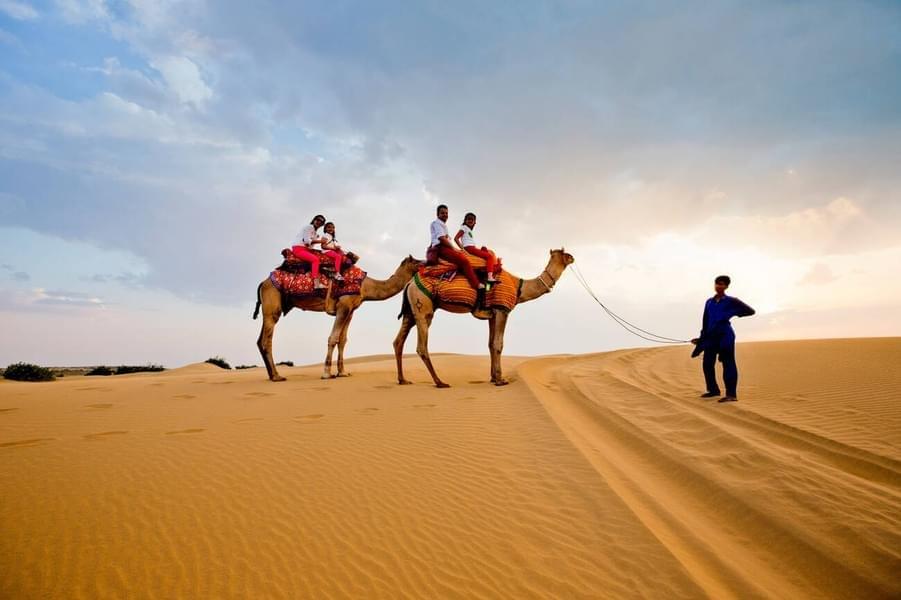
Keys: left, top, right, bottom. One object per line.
{"left": 295, "top": 224, "right": 319, "bottom": 248}
{"left": 430, "top": 219, "right": 448, "bottom": 248}
{"left": 458, "top": 224, "right": 476, "bottom": 247}
{"left": 321, "top": 232, "right": 341, "bottom": 251}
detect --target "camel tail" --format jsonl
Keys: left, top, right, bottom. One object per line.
{"left": 253, "top": 282, "right": 263, "bottom": 320}
{"left": 397, "top": 284, "right": 412, "bottom": 319}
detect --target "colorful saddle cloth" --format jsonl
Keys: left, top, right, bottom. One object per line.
{"left": 270, "top": 265, "right": 367, "bottom": 298}
{"left": 419, "top": 252, "right": 503, "bottom": 278}
{"left": 413, "top": 268, "right": 522, "bottom": 312}
{"left": 278, "top": 249, "right": 359, "bottom": 275}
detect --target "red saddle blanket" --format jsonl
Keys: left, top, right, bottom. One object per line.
{"left": 270, "top": 265, "right": 367, "bottom": 298}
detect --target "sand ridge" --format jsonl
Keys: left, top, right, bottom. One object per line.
{"left": 1, "top": 339, "right": 899, "bottom": 598}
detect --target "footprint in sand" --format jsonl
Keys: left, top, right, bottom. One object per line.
{"left": 172, "top": 394, "right": 196, "bottom": 400}
{"left": 373, "top": 385, "right": 394, "bottom": 390}
{"left": 233, "top": 417, "right": 263, "bottom": 424}
{"left": 355, "top": 407, "right": 380, "bottom": 415}
{"left": 0, "top": 408, "right": 20, "bottom": 413}
{"left": 468, "top": 380, "right": 486, "bottom": 384}
{"left": 83, "top": 431, "right": 129, "bottom": 441}
{"left": 411, "top": 404, "right": 436, "bottom": 409}
{"left": 190, "top": 380, "right": 207, "bottom": 384}
{"left": 85, "top": 403, "right": 113, "bottom": 409}
{"left": 75, "top": 386, "right": 112, "bottom": 392}
{"left": 147, "top": 382, "right": 165, "bottom": 387}
{"left": 0, "top": 438, "right": 55, "bottom": 448}
{"left": 165, "top": 429, "right": 205, "bottom": 435}
{"left": 212, "top": 381, "right": 235, "bottom": 385}
{"left": 312, "top": 386, "right": 330, "bottom": 391}
{"left": 244, "top": 392, "right": 274, "bottom": 398}
{"left": 293, "top": 414, "right": 325, "bottom": 423}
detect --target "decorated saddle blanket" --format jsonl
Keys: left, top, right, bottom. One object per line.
{"left": 270, "top": 265, "right": 367, "bottom": 298}
{"left": 278, "top": 249, "right": 359, "bottom": 275}
{"left": 419, "top": 252, "right": 503, "bottom": 279}
{"left": 413, "top": 269, "right": 522, "bottom": 312}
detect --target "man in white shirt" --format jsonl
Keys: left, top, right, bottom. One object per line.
{"left": 430, "top": 204, "right": 483, "bottom": 290}
{"left": 291, "top": 214, "right": 327, "bottom": 289}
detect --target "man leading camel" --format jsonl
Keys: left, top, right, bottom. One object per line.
{"left": 429, "top": 204, "right": 484, "bottom": 290}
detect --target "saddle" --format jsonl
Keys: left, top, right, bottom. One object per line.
{"left": 278, "top": 248, "right": 360, "bottom": 275}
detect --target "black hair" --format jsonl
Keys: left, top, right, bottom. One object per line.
{"left": 311, "top": 214, "right": 326, "bottom": 224}
{"left": 715, "top": 275, "right": 731, "bottom": 286}
{"left": 463, "top": 212, "right": 476, "bottom": 222}
{"left": 436, "top": 204, "right": 448, "bottom": 215}
{"left": 324, "top": 221, "right": 335, "bottom": 229}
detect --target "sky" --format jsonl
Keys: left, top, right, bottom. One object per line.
{"left": 1, "top": 0, "right": 900, "bottom": 368}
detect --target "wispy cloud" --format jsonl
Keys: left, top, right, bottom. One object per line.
{"left": 0, "top": 0, "right": 38, "bottom": 21}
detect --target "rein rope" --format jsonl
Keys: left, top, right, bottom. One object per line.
{"left": 570, "top": 263, "right": 690, "bottom": 344}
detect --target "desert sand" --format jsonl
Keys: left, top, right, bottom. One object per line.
{"left": 1, "top": 338, "right": 899, "bottom": 599}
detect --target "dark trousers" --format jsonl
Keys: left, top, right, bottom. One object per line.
{"left": 703, "top": 346, "right": 738, "bottom": 397}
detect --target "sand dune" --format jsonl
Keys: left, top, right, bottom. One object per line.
{"left": 1, "top": 338, "right": 899, "bottom": 598}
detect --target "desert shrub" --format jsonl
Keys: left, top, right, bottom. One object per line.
{"left": 86, "top": 366, "right": 114, "bottom": 376}
{"left": 276, "top": 360, "right": 294, "bottom": 367}
{"left": 235, "top": 365, "right": 258, "bottom": 370}
{"left": 115, "top": 365, "right": 165, "bottom": 375}
{"left": 4, "top": 362, "right": 56, "bottom": 382}
{"left": 205, "top": 356, "right": 231, "bottom": 370}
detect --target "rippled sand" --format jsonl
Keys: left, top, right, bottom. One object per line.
{"left": 1, "top": 339, "right": 899, "bottom": 598}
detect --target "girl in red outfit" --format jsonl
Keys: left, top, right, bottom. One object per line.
{"left": 455, "top": 212, "right": 497, "bottom": 283}
{"left": 321, "top": 222, "right": 346, "bottom": 281}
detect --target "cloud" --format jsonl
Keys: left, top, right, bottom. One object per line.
{"left": 11, "top": 270, "right": 29, "bottom": 281}
{"left": 0, "top": 0, "right": 38, "bottom": 20}
{"left": 34, "top": 288, "right": 106, "bottom": 307}
{"left": 150, "top": 55, "right": 212, "bottom": 108}
{"left": 800, "top": 263, "right": 837, "bottom": 286}
{"left": 0, "top": 0, "right": 899, "bottom": 313}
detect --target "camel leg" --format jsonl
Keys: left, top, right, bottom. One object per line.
{"left": 415, "top": 313, "right": 449, "bottom": 388}
{"left": 394, "top": 313, "right": 415, "bottom": 385}
{"left": 490, "top": 310, "right": 509, "bottom": 386}
{"left": 257, "top": 283, "right": 286, "bottom": 382}
{"left": 335, "top": 308, "right": 355, "bottom": 377}
{"left": 488, "top": 315, "right": 497, "bottom": 383}
{"left": 322, "top": 305, "right": 349, "bottom": 379}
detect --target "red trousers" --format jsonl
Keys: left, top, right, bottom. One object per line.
{"left": 437, "top": 245, "right": 481, "bottom": 288}
{"left": 464, "top": 246, "right": 497, "bottom": 275}
{"left": 291, "top": 246, "right": 320, "bottom": 278}
{"left": 323, "top": 249, "right": 344, "bottom": 272}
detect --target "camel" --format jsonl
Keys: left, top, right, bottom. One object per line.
{"left": 254, "top": 255, "right": 422, "bottom": 381}
{"left": 394, "top": 248, "right": 574, "bottom": 387}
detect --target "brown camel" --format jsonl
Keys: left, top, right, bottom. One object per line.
{"left": 254, "top": 255, "right": 422, "bottom": 381}
{"left": 394, "top": 248, "right": 574, "bottom": 387}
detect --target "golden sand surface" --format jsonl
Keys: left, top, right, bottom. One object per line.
{"left": 1, "top": 339, "right": 899, "bottom": 598}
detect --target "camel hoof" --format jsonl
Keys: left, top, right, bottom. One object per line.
{"left": 320, "top": 373, "right": 334, "bottom": 380}
{"left": 271, "top": 376, "right": 287, "bottom": 382}
{"left": 336, "top": 372, "right": 351, "bottom": 378}
{"left": 398, "top": 379, "right": 413, "bottom": 385}
{"left": 494, "top": 379, "right": 509, "bottom": 387}
{"left": 436, "top": 382, "right": 451, "bottom": 389}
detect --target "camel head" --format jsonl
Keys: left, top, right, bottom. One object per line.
{"left": 550, "top": 248, "right": 575, "bottom": 268}
{"left": 399, "top": 254, "right": 424, "bottom": 275}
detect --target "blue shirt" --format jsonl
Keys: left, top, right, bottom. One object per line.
{"left": 700, "top": 295, "right": 755, "bottom": 350}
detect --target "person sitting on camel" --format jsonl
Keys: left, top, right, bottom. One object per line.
{"left": 454, "top": 212, "right": 497, "bottom": 284}
{"left": 321, "top": 221, "right": 346, "bottom": 282}
{"left": 430, "top": 204, "right": 484, "bottom": 290}
{"left": 291, "top": 214, "right": 327, "bottom": 289}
